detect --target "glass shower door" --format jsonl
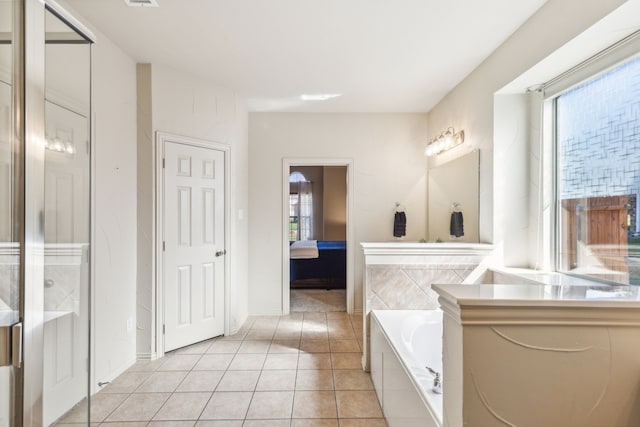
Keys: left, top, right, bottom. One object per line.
{"left": 42, "top": 7, "right": 92, "bottom": 425}
{"left": 0, "top": 2, "right": 92, "bottom": 424}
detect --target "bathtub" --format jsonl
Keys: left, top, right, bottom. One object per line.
{"left": 370, "top": 309, "right": 443, "bottom": 427}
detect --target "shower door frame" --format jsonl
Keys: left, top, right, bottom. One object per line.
{"left": 11, "top": 0, "right": 96, "bottom": 424}
{"left": 19, "top": 0, "right": 46, "bottom": 424}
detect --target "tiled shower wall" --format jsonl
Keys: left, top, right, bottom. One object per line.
{"left": 365, "top": 263, "right": 478, "bottom": 311}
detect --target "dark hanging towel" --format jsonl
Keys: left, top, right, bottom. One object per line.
{"left": 450, "top": 211, "right": 464, "bottom": 237}
{"left": 393, "top": 211, "right": 407, "bottom": 237}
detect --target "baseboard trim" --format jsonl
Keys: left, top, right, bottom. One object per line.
{"left": 136, "top": 352, "right": 159, "bottom": 361}
{"left": 248, "top": 311, "right": 287, "bottom": 316}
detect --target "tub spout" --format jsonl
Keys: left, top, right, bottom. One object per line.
{"left": 426, "top": 366, "right": 443, "bottom": 394}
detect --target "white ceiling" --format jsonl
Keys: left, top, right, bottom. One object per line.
{"left": 63, "top": 0, "right": 547, "bottom": 112}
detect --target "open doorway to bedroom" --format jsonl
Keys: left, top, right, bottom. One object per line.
{"left": 282, "top": 159, "right": 354, "bottom": 314}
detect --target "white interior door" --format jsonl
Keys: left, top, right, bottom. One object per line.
{"left": 164, "top": 140, "right": 225, "bottom": 352}
{"left": 42, "top": 101, "right": 90, "bottom": 425}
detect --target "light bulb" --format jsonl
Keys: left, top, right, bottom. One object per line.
{"left": 52, "top": 139, "right": 64, "bottom": 152}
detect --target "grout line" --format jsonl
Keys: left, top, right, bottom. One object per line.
{"left": 96, "top": 390, "right": 129, "bottom": 424}
{"left": 78, "top": 311, "right": 383, "bottom": 425}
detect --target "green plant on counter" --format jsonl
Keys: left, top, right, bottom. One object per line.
{"left": 435, "top": 238, "right": 443, "bottom": 243}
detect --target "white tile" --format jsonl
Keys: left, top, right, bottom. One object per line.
{"left": 200, "top": 392, "right": 252, "bottom": 420}
{"left": 228, "top": 353, "right": 266, "bottom": 370}
{"left": 177, "top": 370, "right": 224, "bottom": 392}
{"left": 256, "top": 370, "right": 297, "bottom": 391}
{"left": 153, "top": 392, "right": 211, "bottom": 420}
{"left": 246, "top": 391, "right": 294, "bottom": 419}
{"left": 216, "top": 370, "right": 260, "bottom": 391}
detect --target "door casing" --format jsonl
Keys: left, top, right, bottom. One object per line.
{"left": 281, "top": 158, "right": 355, "bottom": 315}
{"left": 154, "top": 132, "right": 230, "bottom": 359}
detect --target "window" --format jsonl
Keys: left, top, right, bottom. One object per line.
{"left": 289, "top": 172, "right": 313, "bottom": 241}
{"left": 555, "top": 54, "right": 640, "bottom": 285}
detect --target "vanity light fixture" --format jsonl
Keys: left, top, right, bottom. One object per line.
{"left": 45, "top": 136, "right": 76, "bottom": 154}
{"left": 124, "top": 0, "right": 159, "bottom": 7}
{"left": 425, "top": 127, "right": 465, "bottom": 157}
{"left": 300, "top": 93, "right": 342, "bottom": 101}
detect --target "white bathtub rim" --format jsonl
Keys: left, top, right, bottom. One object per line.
{"left": 371, "top": 309, "right": 443, "bottom": 426}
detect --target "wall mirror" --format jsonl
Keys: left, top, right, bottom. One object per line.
{"left": 427, "top": 150, "right": 479, "bottom": 242}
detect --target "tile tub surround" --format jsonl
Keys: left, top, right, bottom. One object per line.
{"left": 360, "top": 242, "right": 493, "bottom": 370}
{"left": 44, "top": 244, "right": 88, "bottom": 312}
{"left": 55, "top": 311, "right": 386, "bottom": 426}
{"left": 0, "top": 243, "right": 88, "bottom": 313}
{"left": 434, "top": 282, "right": 640, "bottom": 427}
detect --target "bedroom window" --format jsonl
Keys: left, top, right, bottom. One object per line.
{"left": 289, "top": 172, "right": 313, "bottom": 241}
{"left": 555, "top": 53, "right": 640, "bottom": 285}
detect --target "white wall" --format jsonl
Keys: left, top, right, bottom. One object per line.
{"left": 136, "top": 63, "right": 152, "bottom": 359}
{"left": 90, "top": 28, "right": 138, "bottom": 388}
{"left": 136, "top": 64, "right": 249, "bottom": 357}
{"left": 248, "top": 113, "right": 428, "bottom": 315}
{"left": 426, "top": 0, "right": 628, "bottom": 266}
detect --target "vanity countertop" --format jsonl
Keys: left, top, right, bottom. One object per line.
{"left": 483, "top": 266, "right": 624, "bottom": 287}
{"left": 361, "top": 241, "right": 493, "bottom": 256}
{"left": 432, "top": 282, "right": 640, "bottom": 308}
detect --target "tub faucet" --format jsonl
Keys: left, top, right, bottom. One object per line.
{"left": 426, "top": 366, "right": 443, "bottom": 394}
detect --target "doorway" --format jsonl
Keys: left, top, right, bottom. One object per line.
{"left": 155, "top": 133, "right": 230, "bottom": 355}
{"left": 282, "top": 159, "right": 355, "bottom": 315}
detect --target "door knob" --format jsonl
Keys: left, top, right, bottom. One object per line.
{"left": 215, "top": 250, "right": 227, "bottom": 257}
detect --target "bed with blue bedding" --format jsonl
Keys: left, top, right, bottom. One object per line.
{"left": 290, "top": 240, "right": 346, "bottom": 289}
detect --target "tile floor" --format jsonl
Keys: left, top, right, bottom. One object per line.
{"left": 290, "top": 289, "right": 346, "bottom": 312}
{"left": 56, "top": 311, "right": 386, "bottom": 426}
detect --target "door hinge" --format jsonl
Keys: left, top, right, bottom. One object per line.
{"left": 12, "top": 322, "right": 22, "bottom": 368}
{"left": 1, "top": 322, "right": 22, "bottom": 368}
{"left": 163, "top": 241, "right": 165, "bottom": 251}
{"left": 162, "top": 158, "right": 165, "bottom": 169}
{"left": 162, "top": 324, "right": 165, "bottom": 335}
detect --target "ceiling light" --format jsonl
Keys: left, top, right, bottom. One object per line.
{"left": 124, "top": 0, "right": 159, "bottom": 7}
{"left": 300, "top": 94, "right": 342, "bottom": 101}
